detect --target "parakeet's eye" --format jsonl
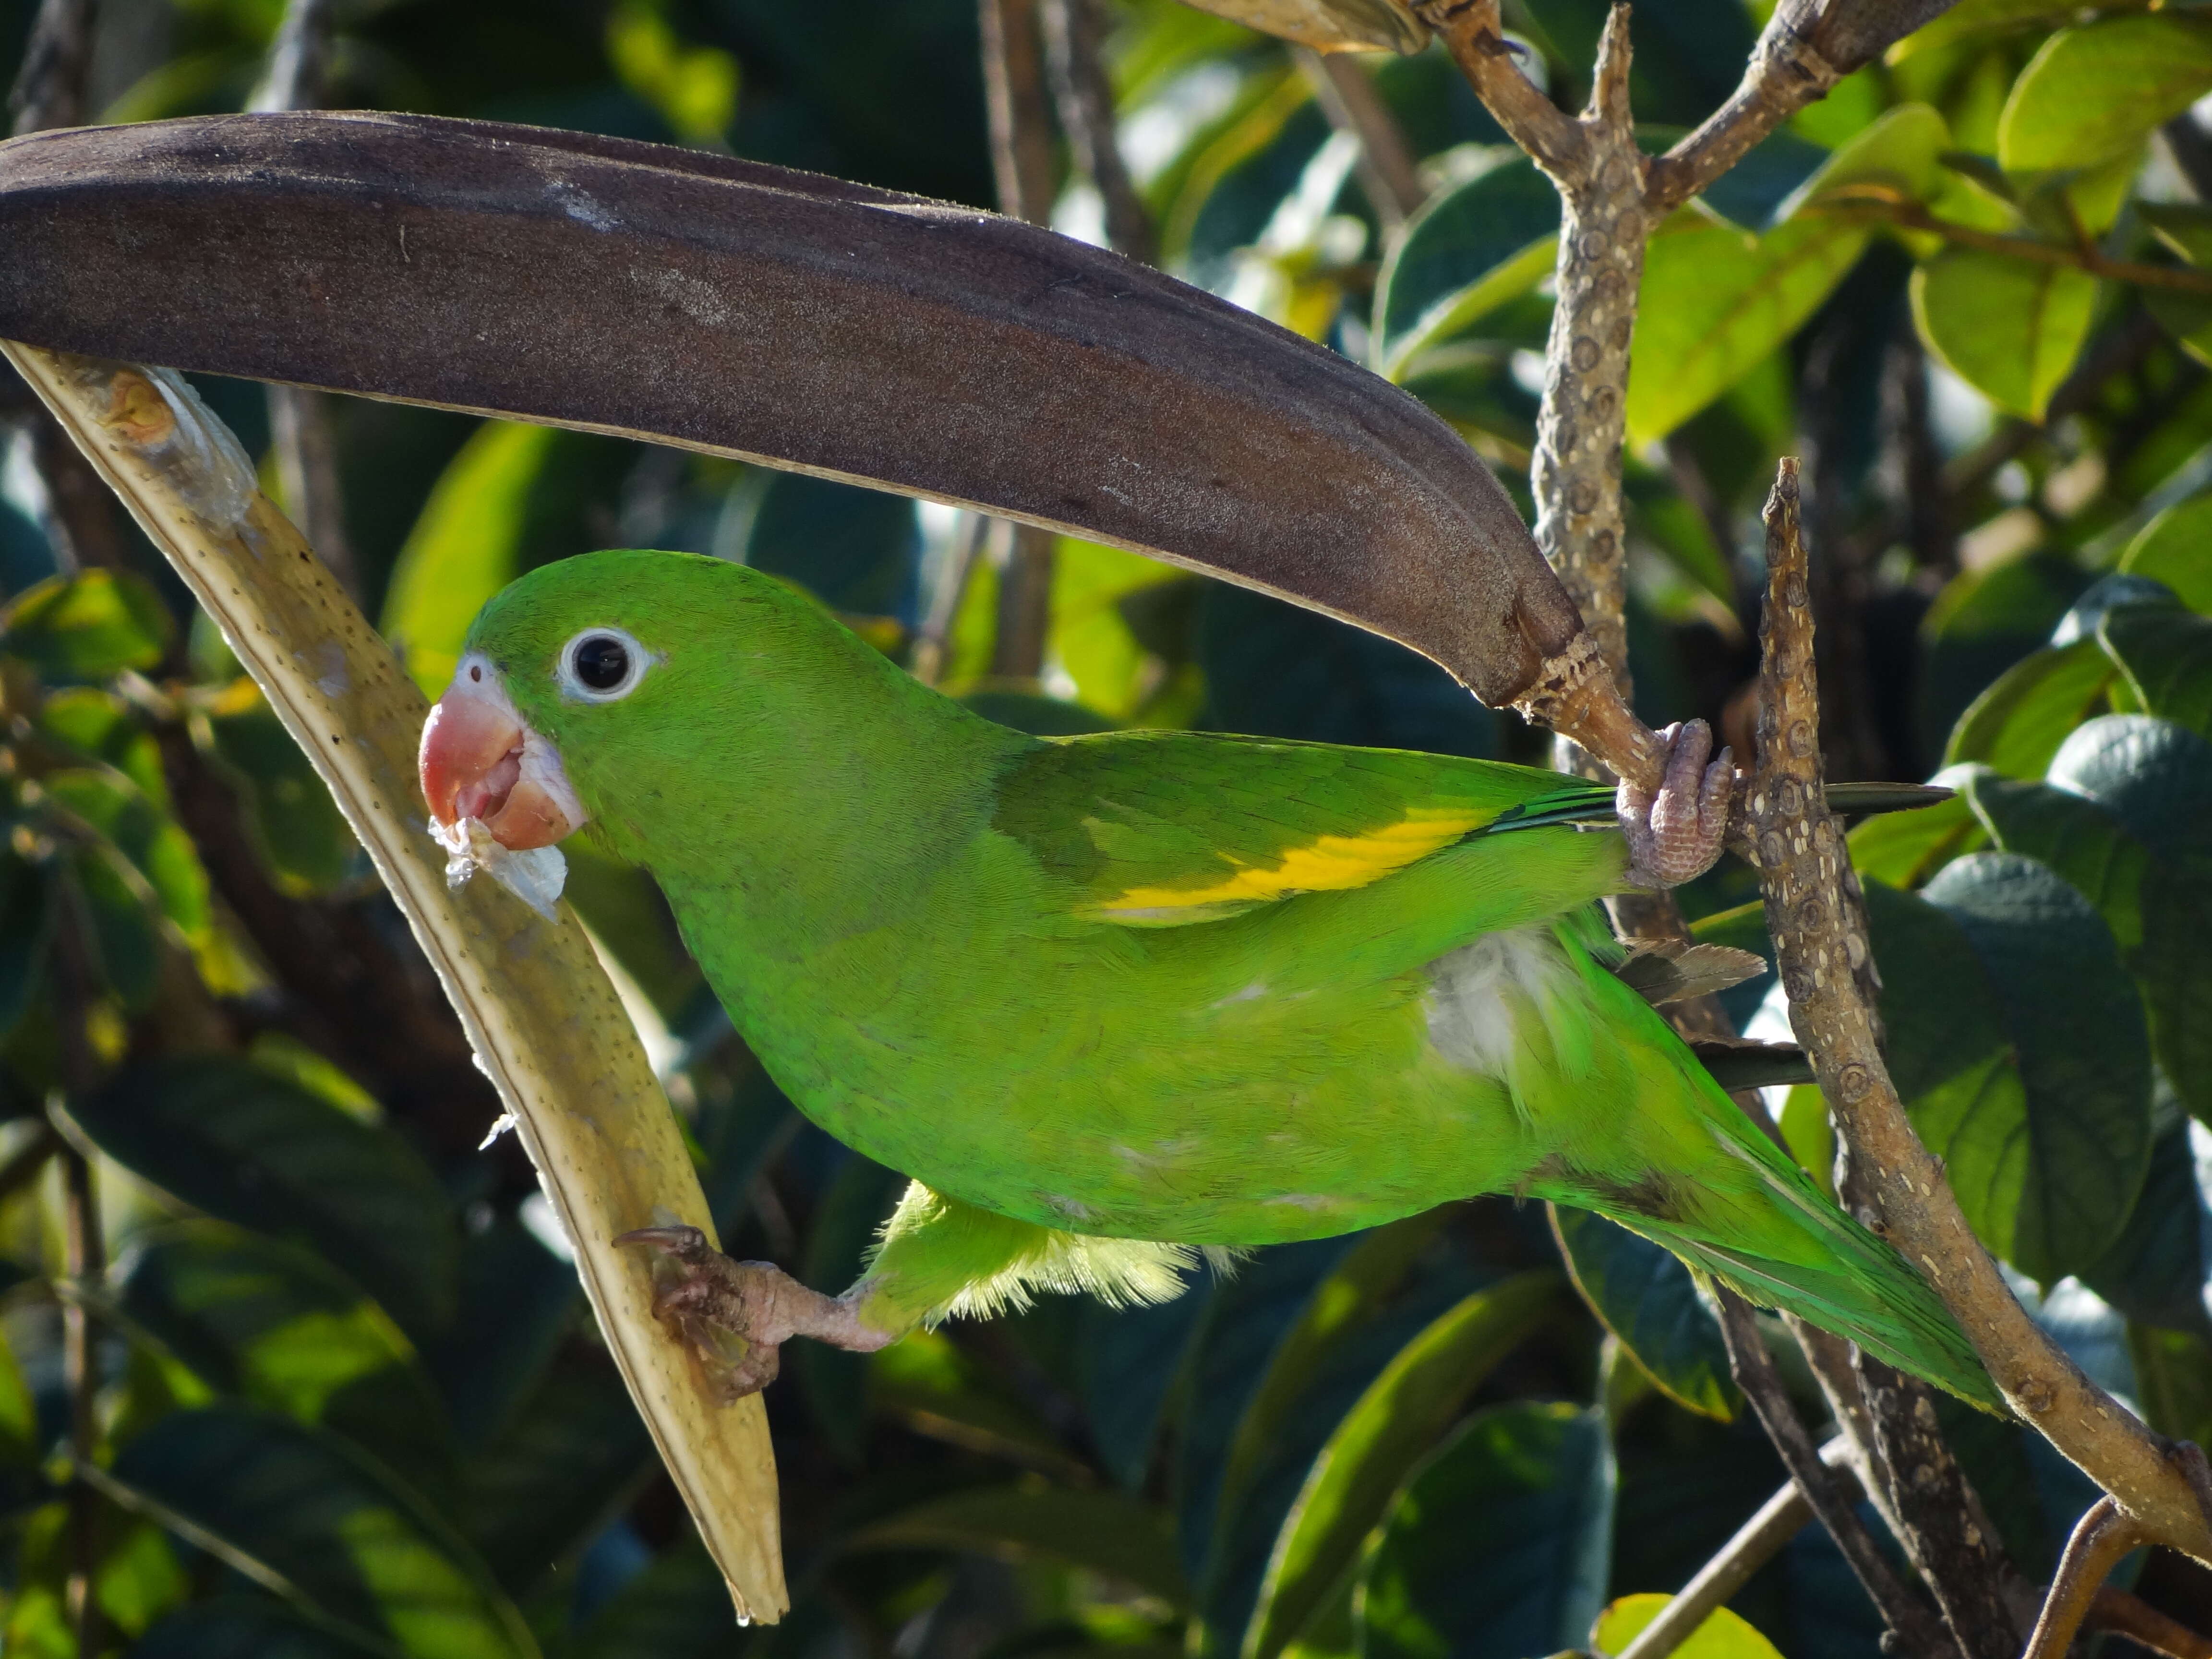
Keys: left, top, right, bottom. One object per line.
{"left": 558, "top": 627, "right": 650, "bottom": 702}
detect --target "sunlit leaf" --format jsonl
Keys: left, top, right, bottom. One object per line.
{"left": 205, "top": 690, "right": 363, "bottom": 896}
{"left": 72, "top": 1056, "right": 459, "bottom": 1340}
{"left": 1244, "top": 1271, "right": 1557, "bottom": 1659}
{"left": 1866, "top": 855, "right": 2152, "bottom": 1281}
{"left": 1911, "top": 250, "right": 2098, "bottom": 421}
{"left": 1371, "top": 152, "right": 1558, "bottom": 379}
{"left": 114, "top": 1221, "right": 457, "bottom": 1502}
{"left": 381, "top": 421, "right": 557, "bottom": 697}
{"left": 111, "top": 1405, "right": 537, "bottom": 1659}
{"left": 1847, "top": 778, "right": 1987, "bottom": 890}
{"left": 1591, "top": 1593, "right": 1786, "bottom": 1659}
{"left": 2120, "top": 495, "right": 2212, "bottom": 614}
{"left": 2102, "top": 607, "right": 2212, "bottom": 740}
{"left": 1551, "top": 1206, "right": 1735, "bottom": 1421}
{"left": 1997, "top": 15, "right": 2212, "bottom": 172}
{"left": 1357, "top": 1404, "right": 1613, "bottom": 1659}
{"left": 1944, "top": 639, "right": 2115, "bottom": 778}
{"left": 1, "top": 568, "right": 174, "bottom": 682}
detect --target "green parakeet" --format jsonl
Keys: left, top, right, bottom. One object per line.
{"left": 419, "top": 548, "right": 1998, "bottom": 1412}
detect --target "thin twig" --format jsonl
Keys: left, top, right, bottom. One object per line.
{"left": 978, "top": 0, "right": 1063, "bottom": 677}
{"left": 1298, "top": 49, "right": 1423, "bottom": 232}
{"left": 979, "top": 0, "right": 1056, "bottom": 226}
{"left": 1039, "top": 0, "right": 1152, "bottom": 263}
{"left": 49, "top": 892, "right": 105, "bottom": 1659}
{"left": 1754, "top": 460, "right": 2212, "bottom": 1561}
{"left": 2091, "top": 1585, "right": 2212, "bottom": 1659}
{"left": 2026, "top": 1498, "right": 2150, "bottom": 1659}
{"left": 1614, "top": 1482, "right": 1811, "bottom": 1659}
{"left": 1831, "top": 191, "right": 2212, "bottom": 297}
{"left": 1715, "top": 1291, "right": 1953, "bottom": 1656}
{"left": 6, "top": 0, "right": 94, "bottom": 135}
{"left": 912, "top": 510, "right": 989, "bottom": 687}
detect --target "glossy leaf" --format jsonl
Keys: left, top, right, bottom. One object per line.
{"left": 845, "top": 1485, "right": 1188, "bottom": 1606}
{"left": 1944, "top": 638, "right": 2115, "bottom": 778}
{"left": 1998, "top": 15, "right": 2212, "bottom": 172}
{"left": 1356, "top": 1404, "right": 1613, "bottom": 1659}
{"left": 1243, "top": 1272, "right": 1556, "bottom": 1659}
{"left": 0, "top": 568, "right": 174, "bottom": 682}
{"left": 1969, "top": 717, "right": 2212, "bottom": 1126}
{"left": 72, "top": 1057, "right": 460, "bottom": 1339}
{"left": 1626, "top": 106, "right": 1948, "bottom": 444}
{"left": 2102, "top": 607, "right": 2212, "bottom": 739}
{"left": 111, "top": 1404, "right": 536, "bottom": 1659}
{"left": 1592, "top": 1594, "right": 1785, "bottom": 1659}
{"left": 114, "top": 1221, "right": 457, "bottom": 1502}
{"left": 1911, "top": 249, "right": 2098, "bottom": 420}
{"left": 1372, "top": 152, "right": 1559, "bottom": 379}
{"left": 1846, "top": 777, "right": 1986, "bottom": 890}
{"left": 1866, "top": 855, "right": 2152, "bottom": 1281}
{"left": 2119, "top": 496, "right": 2212, "bottom": 614}
{"left": 1551, "top": 1205, "right": 1736, "bottom": 1421}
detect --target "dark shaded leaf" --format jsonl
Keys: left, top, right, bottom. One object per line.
{"left": 418, "top": 1217, "right": 579, "bottom": 1447}
{"left": 72, "top": 1057, "right": 459, "bottom": 1340}
{"left": 1371, "top": 152, "right": 1558, "bottom": 378}
{"left": 1552, "top": 1206, "right": 1736, "bottom": 1421}
{"left": 113, "top": 1221, "right": 457, "bottom": 1502}
{"left": 111, "top": 1405, "right": 534, "bottom": 1658}
{"left": 842, "top": 1485, "right": 1187, "bottom": 1607}
{"left": 2080, "top": 1118, "right": 2210, "bottom": 1335}
{"left": 1866, "top": 856, "right": 2152, "bottom": 1280}
{"left": 1079, "top": 1289, "right": 1209, "bottom": 1491}
{"left": 1967, "top": 717, "right": 2212, "bottom": 1125}
{"left": 1243, "top": 1272, "right": 1558, "bottom": 1659}
{"left": 132, "top": 1595, "right": 390, "bottom": 1659}
{"left": 2102, "top": 606, "right": 2212, "bottom": 739}
{"left": 1689, "top": 1040, "right": 1814, "bottom": 1092}
{"left": 1944, "top": 638, "right": 2115, "bottom": 779}
{"left": 1357, "top": 1404, "right": 1613, "bottom": 1659}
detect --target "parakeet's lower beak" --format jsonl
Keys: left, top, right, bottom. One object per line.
{"left": 420, "top": 658, "right": 584, "bottom": 851}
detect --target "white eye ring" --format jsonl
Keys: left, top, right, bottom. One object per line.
{"left": 556, "top": 626, "right": 653, "bottom": 702}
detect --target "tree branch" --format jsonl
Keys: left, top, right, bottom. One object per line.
{"left": 2025, "top": 1498, "right": 2151, "bottom": 1659}
{"left": 1716, "top": 1291, "right": 1954, "bottom": 1656}
{"left": 6, "top": 0, "right": 94, "bottom": 136}
{"left": 1834, "top": 192, "right": 2212, "bottom": 296}
{"left": 1614, "top": 1480, "right": 1811, "bottom": 1659}
{"left": 1299, "top": 48, "right": 1424, "bottom": 232}
{"left": 2091, "top": 1584, "right": 2212, "bottom": 1659}
{"left": 1039, "top": 0, "right": 1153, "bottom": 263}
{"left": 1753, "top": 459, "right": 2212, "bottom": 1563}
{"left": 979, "top": 0, "right": 1056, "bottom": 226}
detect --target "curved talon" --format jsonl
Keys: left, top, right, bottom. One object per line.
{"left": 1621, "top": 720, "right": 1735, "bottom": 888}
{"left": 616, "top": 1223, "right": 782, "bottom": 1401}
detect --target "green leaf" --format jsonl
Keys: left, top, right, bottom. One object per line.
{"left": 1847, "top": 777, "right": 1987, "bottom": 890}
{"left": 1968, "top": 716, "right": 2212, "bottom": 1127}
{"left": 1356, "top": 1404, "right": 1613, "bottom": 1659}
{"left": 2131, "top": 1323, "right": 2212, "bottom": 1448}
{"left": 114, "top": 1221, "right": 457, "bottom": 1503}
{"left": 1372, "top": 152, "right": 1559, "bottom": 379}
{"left": 2120, "top": 495, "right": 2212, "bottom": 614}
{"left": 1918, "top": 552, "right": 2095, "bottom": 758}
{"left": 565, "top": 1537, "right": 739, "bottom": 1659}
{"left": 458, "top": 1346, "right": 653, "bottom": 1597}
{"left": 0, "top": 569, "right": 174, "bottom": 682}
{"left": 1944, "top": 638, "right": 2115, "bottom": 777}
{"left": 72, "top": 1056, "right": 459, "bottom": 1340}
{"left": 206, "top": 693, "right": 362, "bottom": 896}
{"left": 43, "top": 767, "right": 211, "bottom": 944}
{"left": 1243, "top": 1272, "right": 1558, "bottom": 1659}
{"left": 2102, "top": 607, "right": 2212, "bottom": 739}
{"left": 843, "top": 1485, "right": 1189, "bottom": 1607}
{"left": 1998, "top": 15, "right": 2212, "bottom": 172}
{"left": 0, "top": 850, "right": 54, "bottom": 1040}
{"left": 110, "top": 1404, "right": 537, "bottom": 1659}
{"left": 1627, "top": 212, "right": 1870, "bottom": 446}
{"left": 2081, "top": 1117, "right": 2210, "bottom": 1334}
{"left": 1865, "top": 855, "right": 2153, "bottom": 1280}
{"left": 1625, "top": 105, "right": 1948, "bottom": 445}
{"left": 1551, "top": 1206, "right": 1735, "bottom": 1422}
{"left": 1080, "top": 1290, "right": 1210, "bottom": 1491}
{"left": 1215, "top": 1213, "right": 1451, "bottom": 1539}
{"left": 1910, "top": 249, "right": 2098, "bottom": 421}
{"left": 1592, "top": 1593, "right": 1785, "bottom": 1659}
{"left": 381, "top": 421, "right": 558, "bottom": 697}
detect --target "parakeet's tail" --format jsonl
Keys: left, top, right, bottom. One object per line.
{"left": 1622, "top": 1197, "right": 2005, "bottom": 1414}
{"left": 1533, "top": 926, "right": 2006, "bottom": 1415}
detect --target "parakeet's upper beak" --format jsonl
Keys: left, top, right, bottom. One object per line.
{"left": 420, "top": 655, "right": 585, "bottom": 851}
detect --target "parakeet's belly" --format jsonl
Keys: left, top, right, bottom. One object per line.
{"left": 681, "top": 878, "right": 1558, "bottom": 1246}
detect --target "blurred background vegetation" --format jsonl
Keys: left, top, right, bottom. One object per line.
{"left": 4, "top": 0, "right": 2212, "bottom": 1654}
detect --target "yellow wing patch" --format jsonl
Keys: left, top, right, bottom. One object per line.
{"left": 1080, "top": 807, "right": 1486, "bottom": 924}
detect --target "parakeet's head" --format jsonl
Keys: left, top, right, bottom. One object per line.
{"left": 419, "top": 548, "right": 936, "bottom": 891}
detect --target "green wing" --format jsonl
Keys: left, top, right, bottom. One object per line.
{"left": 987, "top": 730, "right": 1617, "bottom": 926}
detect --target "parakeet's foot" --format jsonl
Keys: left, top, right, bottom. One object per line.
{"left": 614, "top": 1224, "right": 892, "bottom": 1402}
{"left": 1619, "top": 720, "right": 1734, "bottom": 888}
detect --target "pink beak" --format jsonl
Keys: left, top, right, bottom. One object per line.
{"left": 419, "top": 664, "right": 578, "bottom": 851}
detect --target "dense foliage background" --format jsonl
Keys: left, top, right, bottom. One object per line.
{"left": 3, "top": 0, "right": 2212, "bottom": 1653}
